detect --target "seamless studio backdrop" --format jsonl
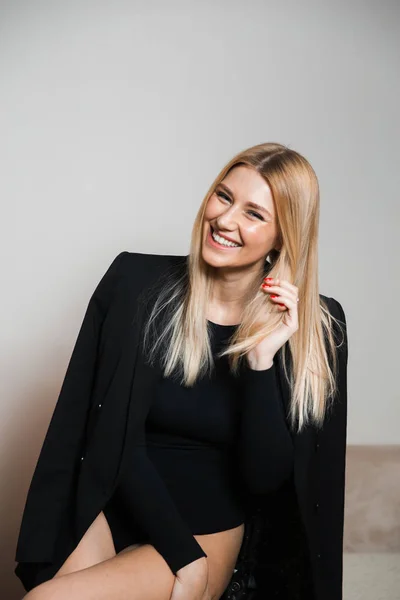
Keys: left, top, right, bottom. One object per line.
{"left": 1, "top": 1, "right": 399, "bottom": 598}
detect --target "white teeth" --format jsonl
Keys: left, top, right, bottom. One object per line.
{"left": 211, "top": 230, "right": 241, "bottom": 247}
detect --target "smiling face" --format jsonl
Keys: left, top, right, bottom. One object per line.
{"left": 202, "top": 165, "right": 281, "bottom": 271}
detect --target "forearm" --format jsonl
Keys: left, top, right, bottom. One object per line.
{"left": 118, "top": 446, "right": 207, "bottom": 574}
{"left": 238, "top": 361, "right": 294, "bottom": 494}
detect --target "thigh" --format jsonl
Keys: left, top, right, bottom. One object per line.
{"left": 24, "top": 543, "right": 176, "bottom": 600}
{"left": 26, "top": 514, "right": 243, "bottom": 600}
{"left": 194, "top": 522, "right": 245, "bottom": 599}
{"left": 115, "top": 523, "right": 245, "bottom": 599}
{"left": 54, "top": 510, "right": 116, "bottom": 578}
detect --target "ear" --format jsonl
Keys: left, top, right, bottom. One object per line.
{"left": 274, "top": 232, "right": 283, "bottom": 252}
{"left": 267, "top": 248, "right": 280, "bottom": 264}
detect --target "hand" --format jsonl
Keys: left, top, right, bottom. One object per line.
{"left": 247, "top": 277, "right": 299, "bottom": 369}
{"left": 170, "top": 556, "right": 211, "bottom": 600}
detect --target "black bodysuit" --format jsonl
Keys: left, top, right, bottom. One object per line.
{"left": 102, "top": 320, "right": 294, "bottom": 574}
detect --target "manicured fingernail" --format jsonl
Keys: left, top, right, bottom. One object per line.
{"left": 270, "top": 295, "right": 277, "bottom": 298}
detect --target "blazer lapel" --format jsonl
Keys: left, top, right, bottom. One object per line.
{"left": 75, "top": 263, "right": 167, "bottom": 535}
{"left": 111, "top": 288, "right": 164, "bottom": 489}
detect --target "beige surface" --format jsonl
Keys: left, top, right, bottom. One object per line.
{"left": 344, "top": 446, "right": 400, "bottom": 552}
{"left": 343, "top": 553, "right": 400, "bottom": 600}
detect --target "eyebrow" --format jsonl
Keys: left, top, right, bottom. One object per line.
{"left": 217, "top": 182, "right": 274, "bottom": 220}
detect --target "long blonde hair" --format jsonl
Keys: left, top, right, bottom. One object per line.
{"left": 142, "top": 142, "right": 346, "bottom": 434}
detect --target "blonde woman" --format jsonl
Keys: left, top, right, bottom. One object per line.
{"left": 15, "top": 142, "right": 348, "bottom": 600}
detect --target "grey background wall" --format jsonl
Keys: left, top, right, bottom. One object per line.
{"left": 1, "top": 0, "right": 399, "bottom": 596}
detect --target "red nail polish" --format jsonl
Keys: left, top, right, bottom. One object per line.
{"left": 270, "top": 294, "right": 277, "bottom": 298}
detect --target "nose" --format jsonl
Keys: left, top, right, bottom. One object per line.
{"left": 215, "top": 210, "right": 239, "bottom": 231}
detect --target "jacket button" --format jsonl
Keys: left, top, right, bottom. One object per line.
{"left": 231, "top": 581, "right": 242, "bottom": 592}
{"left": 98, "top": 403, "right": 102, "bottom": 408}
{"left": 317, "top": 553, "right": 321, "bottom": 559}
{"left": 315, "top": 441, "right": 320, "bottom": 452}
{"left": 80, "top": 456, "right": 85, "bottom": 461}
{"left": 314, "top": 502, "right": 319, "bottom": 513}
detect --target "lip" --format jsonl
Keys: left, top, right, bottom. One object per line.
{"left": 210, "top": 225, "right": 242, "bottom": 246}
{"left": 207, "top": 225, "right": 242, "bottom": 250}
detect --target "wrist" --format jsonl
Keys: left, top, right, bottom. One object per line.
{"left": 247, "top": 356, "right": 274, "bottom": 370}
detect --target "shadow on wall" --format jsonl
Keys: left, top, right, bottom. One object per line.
{"left": 2, "top": 376, "right": 60, "bottom": 600}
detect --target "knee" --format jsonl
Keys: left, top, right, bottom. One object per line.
{"left": 22, "top": 581, "right": 53, "bottom": 600}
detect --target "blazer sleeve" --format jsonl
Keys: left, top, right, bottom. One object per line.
{"left": 316, "top": 297, "right": 348, "bottom": 599}
{"left": 15, "top": 251, "right": 128, "bottom": 563}
{"left": 117, "top": 441, "right": 207, "bottom": 575}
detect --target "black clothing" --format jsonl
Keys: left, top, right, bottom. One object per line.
{"left": 102, "top": 319, "right": 294, "bottom": 574}
{"left": 14, "top": 252, "right": 348, "bottom": 599}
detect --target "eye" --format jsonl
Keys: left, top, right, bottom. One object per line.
{"left": 216, "top": 191, "right": 265, "bottom": 221}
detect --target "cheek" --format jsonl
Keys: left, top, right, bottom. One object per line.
{"left": 242, "top": 226, "right": 275, "bottom": 251}
{"left": 242, "top": 224, "right": 265, "bottom": 241}
{"left": 204, "top": 196, "right": 219, "bottom": 219}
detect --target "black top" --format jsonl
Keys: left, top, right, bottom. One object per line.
{"left": 103, "top": 320, "right": 294, "bottom": 574}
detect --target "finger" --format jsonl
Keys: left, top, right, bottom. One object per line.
{"left": 263, "top": 278, "right": 298, "bottom": 298}
{"left": 269, "top": 294, "right": 298, "bottom": 312}
{"left": 262, "top": 276, "right": 297, "bottom": 289}
{"left": 261, "top": 284, "right": 297, "bottom": 303}
{"left": 278, "top": 279, "right": 298, "bottom": 294}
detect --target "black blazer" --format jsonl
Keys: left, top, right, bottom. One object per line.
{"left": 14, "top": 251, "right": 348, "bottom": 599}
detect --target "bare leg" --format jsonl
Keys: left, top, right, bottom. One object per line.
{"left": 53, "top": 511, "right": 117, "bottom": 577}
{"left": 23, "top": 543, "right": 176, "bottom": 600}
{"left": 22, "top": 509, "right": 244, "bottom": 600}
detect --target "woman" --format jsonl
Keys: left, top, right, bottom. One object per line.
{"left": 15, "top": 142, "right": 348, "bottom": 600}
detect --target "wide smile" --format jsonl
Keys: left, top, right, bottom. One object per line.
{"left": 207, "top": 225, "right": 242, "bottom": 250}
